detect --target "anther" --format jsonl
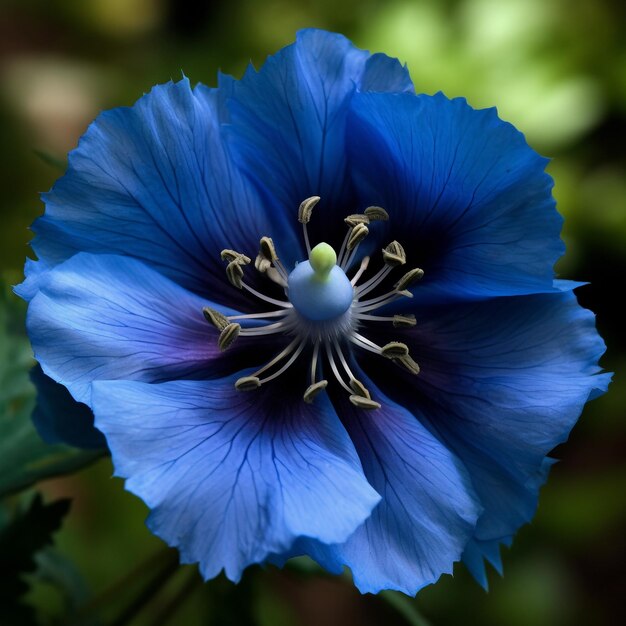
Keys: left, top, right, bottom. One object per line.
{"left": 349, "top": 395, "right": 381, "bottom": 410}
{"left": 395, "top": 354, "right": 420, "bottom": 375}
{"left": 381, "top": 342, "right": 409, "bottom": 358}
{"left": 298, "top": 196, "right": 320, "bottom": 223}
{"left": 235, "top": 376, "right": 261, "bottom": 391}
{"left": 255, "top": 254, "right": 271, "bottom": 273}
{"left": 347, "top": 223, "right": 369, "bottom": 251}
{"left": 364, "top": 206, "right": 389, "bottom": 221}
{"left": 382, "top": 241, "right": 406, "bottom": 267}
{"left": 393, "top": 314, "right": 417, "bottom": 328}
{"left": 259, "top": 236, "right": 278, "bottom": 263}
{"left": 218, "top": 323, "right": 241, "bottom": 351}
{"left": 350, "top": 378, "right": 371, "bottom": 400}
{"left": 226, "top": 261, "right": 245, "bottom": 289}
{"left": 394, "top": 268, "right": 424, "bottom": 291}
{"left": 303, "top": 380, "right": 328, "bottom": 403}
{"left": 221, "top": 249, "right": 251, "bottom": 265}
{"left": 203, "top": 307, "right": 229, "bottom": 330}
{"left": 344, "top": 214, "right": 370, "bottom": 227}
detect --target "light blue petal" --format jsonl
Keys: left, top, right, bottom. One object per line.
{"left": 377, "top": 290, "right": 609, "bottom": 565}
{"left": 30, "top": 365, "right": 106, "bottom": 449}
{"left": 28, "top": 77, "right": 291, "bottom": 308}
{"left": 296, "top": 370, "right": 481, "bottom": 595}
{"left": 27, "top": 253, "right": 226, "bottom": 405}
{"left": 227, "top": 28, "right": 413, "bottom": 246}
{"left": 91, "top": 377, "right": 380, "bottom": 582}
{"left": 347, "top": 92, "right": 567, "bottom": 303}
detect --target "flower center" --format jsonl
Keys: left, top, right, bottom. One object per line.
{"left": 202, "top": 197, "right": 424, "bottom": 409}
{"left": 288, "top": 243, "right": 353, "bottom": 321}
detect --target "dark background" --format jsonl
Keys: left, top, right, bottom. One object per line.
{"left": 1, "top": 0, "right": 624, "bottom": 624}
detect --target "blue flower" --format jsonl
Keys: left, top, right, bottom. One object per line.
{"left": 17, "top": 29, "right": 610, "bottom": 594}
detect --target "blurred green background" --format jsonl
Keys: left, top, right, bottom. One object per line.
{"left": 1, "top": 0, "right": 624, "bottom": 624}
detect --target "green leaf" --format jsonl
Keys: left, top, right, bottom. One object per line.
{"left": 0, "top": 280, "right": 103, "bottom": 497}
{"left": 33, "top": 149, "right": 67, "bottom": 171}
{"left": 0, "top": 494, "right": 71, "bottom": 625}
{"left": 380, "top": 591, "right": 433, "bottom": 626}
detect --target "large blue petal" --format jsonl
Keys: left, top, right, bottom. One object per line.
{"left": 26, "top": 253, "right": 229, "bottom": 405}
{"left": 26, "top": 77, "right": 293, "bottom": 308}
{"left": 292, "top": 371, "right": 481, "bottom": 595}
{"left": 91, "top": 376, "right": 380, "bottom": 582}
{"left": 347, "top": 92, "right": 568, "bottom": 303}
{"left": 30, "top": 365, "right": 106, "bottom": 449}
{"left": 366, "top": 290, "right": 609, "bottom": 580}
{"left": 227, "top": 28, "right": 413, "bottom": 256}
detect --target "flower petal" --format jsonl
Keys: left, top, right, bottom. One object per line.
{"left": 369, "top": 290, "right": 609, "bottom": 566}
{"left": 30, "top": 365, "right": 106, "bottom": 449}
{"left": 91, "top": 376, "right": 381, "bottom": 582}
{"left": 227, "top": 28, "right": 413, "bottom": 250}
{"left": 296, "top": 372, "right": 481, "bottom": 595}
{"left": 27, "top": 253, "right": 227, "bottom": 404}
{"left": 347, "top": 92, "right": 567, "bottom": 302}
{"left": 28, "top": 77, "right": 291, "bottom": 307}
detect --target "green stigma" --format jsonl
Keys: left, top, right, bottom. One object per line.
{"left": 309, "top": 242, "right": 337, "bottom": 280}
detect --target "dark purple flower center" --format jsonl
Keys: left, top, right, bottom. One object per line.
{"left": 203, "top": 197, "right": 423, "bottom": 408}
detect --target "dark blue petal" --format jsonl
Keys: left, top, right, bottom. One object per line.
{"left": 296, "top": 371, "right": 481, "bottom": 595}
{"left": 28, "top": 77, "right": 291, "bottom": 307}
{"left": 91, "top": 376, "right": 380, "bottom": 582}
{"left": 30, "top": 365, "right": 106, "bottom": 449}
{"left": 27, "top": 253, "right": 228, "bottom": 404}
{"left": 372, "top": 290, "right": 609, "bottom": 567}
{"left": 227, "top": 28, "right": 413, "bottom": 248}
{"left": 347, "top": 92, "right": 567, "bottom": 303}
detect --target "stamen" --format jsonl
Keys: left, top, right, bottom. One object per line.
{"left": 221, "top": 249, "right": 252, "bottom": 265}
{"left": 395, "top": 354, "right": 421, "bottom": 375}
{"left": 381, "top": 342, "right": 409, "bottom": 358}
{"left": 258, "top": 341, "right": 306, "bottom": 384}
{"left": 218, "top": 323, "right": 241, "bottom": 351}
{"left": 337, "top": 228, "right": 351, "bottom": 268}
{"left": 355, "top": 264, "right": 393, "bottom": 296}
{"left": 354, "top": 289, "right": 412, "bottom": 313}
{"left": 203, "top": 307, "right": 229, "bottom": 330}
{"left": 347, "top": 223, "right": 369, "bottom": 251}
{"left": 241, "top": 282, "right": 292, "bottom": 308}
{"left": 349, "top": 377, "right": 371, "bottom": 400}
{"left": 235, "top": 376, "right": 261, "bottom": 391}
{"left": 310, "top": 340, "right": 321, "bottom": 384}
{"left": 393, "top": 314, "right": 417, "bottom": 328}
{"left": 266, "top": 267, "right": 288, "bottom": 287}
{"left": 382, "top": 241, "right": 406, "bottom": 267}
{"left": 298, "top": 196, "right": 320, "bottom": 254}
{"left": 239, "top": 320, "right": 286, "bottom": 336}
{"left": 394, "top": 268, "right": 424, "bottom": 291}
{"left": 260, "top": 236, "right": 277, "bottom": 263}
{"left": 344, "top": 214, "right": 370, "bottom": 227}
{"left": 226, "top": 260, "right": 245, "bottom": 289}
{"left": 349, "top": 332, "right": 383, "bottom": 355}
{"left": 333, "top": 337, "right": 356, "bottom": 381}
{"left": 227, "top": 310, "right": 288, "bottom": 321}
{"left": 343, "top": 223, "right": 369, "bottom": 270}
{"left": 354, "top": 313, "right": 416, "bottom": 328}
{"left": 350, "top": 256, "right": 370, "bottom": 286}
{"left": 304, "top": 380, "right": 328, "bottom": 403}
{"left": 364, "top": 206, "right": 389, "bottom": 221}
{"left": 252, "top": 337, "right": 300, "bottom": 379}
{"left": 255, "top": 254, "right": 271, "bottom": 273}
{"left": 349, "top": 395, "right": 381, "bottom": 410}
{"left": 325, "top": 340, "right": 354, "bottom": 394}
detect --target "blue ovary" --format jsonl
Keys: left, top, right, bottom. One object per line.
{"left": 288, "top": 261, "right": 353, "bottom": 321}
